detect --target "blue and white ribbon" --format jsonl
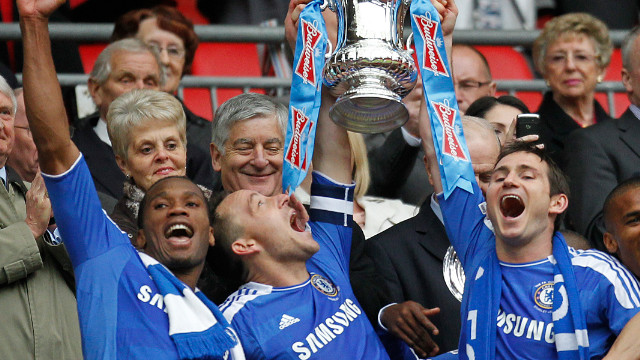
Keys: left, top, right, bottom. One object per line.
{"left": 410, "top": 0, "right": 475, "bottom": 198}
{"left": 282, "top": 0, "right": 331, "bottom": 193}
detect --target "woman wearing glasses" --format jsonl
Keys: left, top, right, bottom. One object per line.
{"left": 111, "top": 6, "right": 213, "bottom": 159}
{"left": 532, "top": 13, "right": 613, "bottom": 168}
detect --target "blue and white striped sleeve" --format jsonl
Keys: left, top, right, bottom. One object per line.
{"left": 308, "top": 171, "right": 355, "bottom": 268}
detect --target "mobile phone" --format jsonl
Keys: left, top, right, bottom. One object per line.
{"left": 515, "top": 114, "right": 541, "bottom": 139}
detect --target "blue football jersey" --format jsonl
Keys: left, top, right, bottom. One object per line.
{"left": 220, "top": 172, "right": 392, "bottom": 360}
{"left": 43, "top": 156, "right": 196, "bottom": 359}
{"left": 438, "top": 181, "right": 640, "bottom": 359}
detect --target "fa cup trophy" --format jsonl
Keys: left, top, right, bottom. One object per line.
{"left": 323, "top": 0, "right": 418, "bottom": 133}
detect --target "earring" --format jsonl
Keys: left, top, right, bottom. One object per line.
{"left": 597, "top": 75, "right": 603, "bottom": 83}
{"left": 545, "top": 80, "right": 550, "bottom": 87}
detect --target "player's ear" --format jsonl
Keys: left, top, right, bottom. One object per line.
{"left": 136, "top": 229, "right": 147, "bottom": 249}
{"left": 231, "top": 238, "right": 260, "bottom": 256}
{"left": 549, "top": 193, "right": 568, "bottom": 215}
{"left": 603, "top": 232, "right": 619, "bottom": 255}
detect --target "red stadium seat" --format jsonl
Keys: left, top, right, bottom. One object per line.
{"left": 186, "top": 42, "right": 263, "bottom": 120}
{"left": 475, "top": 45, "right": 543, "bottom": 112}
{"left": 596, "top": 48, "right": 629, "bottom": 118}
{"left": 78, "top": 43, "right": 108, "bottom": 73}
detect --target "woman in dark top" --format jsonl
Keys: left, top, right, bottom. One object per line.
{"left": 532, "top": 13, "right": 613, "bottom": 168}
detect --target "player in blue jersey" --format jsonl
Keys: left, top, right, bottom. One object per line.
{"left": 419, "top": 3, "right": 640, "bottom": 358}
{"left": 18, "top": 0, "right": 242, "bottom": 359}
{"left": 212, "top": 83, "right": 415, "bottom": 358}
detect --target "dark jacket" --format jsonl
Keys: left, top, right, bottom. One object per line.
{"left": 366, "top": 199, "right": 461, "bottom": 354}
{"left": 537, "top": 91, "right": 611, "bottom": 169}
{"left": 563, "top": 107, "right": 640, "bottom": 249}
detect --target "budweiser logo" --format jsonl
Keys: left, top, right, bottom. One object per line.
{"left": 430, "top": 99, "right": 468, "bottom": 161}
{"left": 285, "top": 107, "right": 311, "bottom": 169}
{"left": 301, "top": 121, "right": 315, "bottom": 172}
{"left": 412, "top": 14, "right": 449, "bottom": 77}
{"left": 294, "top": 19, "right": 323, "bottom": 85}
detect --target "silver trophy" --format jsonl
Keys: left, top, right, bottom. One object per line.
{"left": 323, "top": 0, "right": 418, "bottom": 133}
{"left": 443, "top": 245, "right": 465, "bottom": 302}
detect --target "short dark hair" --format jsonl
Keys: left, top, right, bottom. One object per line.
{"left": 496, "top": 142, "right": 570, "bottom": 229}
{"left": 465, "top": 95, "right": 530, "bottom": 119}
{"left": 603, "top": 176, "right": 640, "bottom": 232}
{"left": 210, "top": 191, "right": 248, "bottom": 281}
{"left": 137, "top": 176, "right": 209, "bottom": 229}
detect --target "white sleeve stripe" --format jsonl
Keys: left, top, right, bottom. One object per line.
{"left": 572, "top": 254, "right": 640, "bottom": 308}
{"left": 578, "top": 250, "right": 640, "bottom": 299}
{"left": 309, "top": 196, "right": 354, "bottom": 215}
{"left": 41, "top": 153, "right": 83, "bottom": 179}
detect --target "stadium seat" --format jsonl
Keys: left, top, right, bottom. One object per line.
{"left": 186, "top": 42, "right": 263, "bottom": 120}
{"left": 78, "top": 43, "right": 108, "bottom": 73}
{"left": 596, "top": 48, "right": 629, "bottom": 118}
{"left": 475, "top": 45, "right": 543, "bottom": 112}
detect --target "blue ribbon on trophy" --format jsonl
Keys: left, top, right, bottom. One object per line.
{"left": 410, "top": 0, "right": 475, "bottom": 198}
{"left": 283, "top": 0, "right": 334, "bottom": 193}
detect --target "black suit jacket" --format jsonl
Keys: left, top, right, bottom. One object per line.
{"left": 72, "top": 114, "right": 216, "bottom": 199}
{"left": 366, "top": 199, "right": 461, "bottom": 354}
{"left": 563, "top": 107, "right": 640, "bottom": 249}
{"left": 366, "top": 127, "right": 433, "bottom": 206}
{"left": 537, "top": 91, "right": 611, "bottom": 170}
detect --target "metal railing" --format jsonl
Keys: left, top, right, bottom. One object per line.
{"left": 4, "top": 23, "right": 629, "bottom": 113}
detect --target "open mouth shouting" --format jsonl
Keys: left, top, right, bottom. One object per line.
{"left": 290, "top": 211, "right": 308, "bottom": 232}
{"left": 500, "top": 194, "right": 525, "bottom": 218}
{"left": 164, "top": 222, "right": 194, "bottom": 244}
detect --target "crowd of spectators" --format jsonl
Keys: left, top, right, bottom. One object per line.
{"left": 3, "top": 0, "right": 640, "bottom": 359}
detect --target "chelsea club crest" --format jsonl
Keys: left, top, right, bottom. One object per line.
{"left": 533, "top": 281, "right": 554, "bottom": 312}
{"left": 311, "top": 274, "right": 339, "bottom": 298}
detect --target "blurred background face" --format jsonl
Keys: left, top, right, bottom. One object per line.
{"left": 543, "top": 34, "right": 604, "bottom": 101}
{"left": 0, "top": 91, "right": 15, "bottom": 163}
{"left": 484, "top": 104, "right": 523, "bottom": 145}
{"left": 137, "top": 17, "right": 186, "bottom": 94}
{"left": 7, "top": 92, "right": 38, "bottom": 182}
{"left": 91, "top": 50, "right": 161, "bottom": 120}
{"left": 452, "top": 46, "right": 495, "bottom": 113}
{"left": 118, "top": 121, "right": 187, "bottom": 191}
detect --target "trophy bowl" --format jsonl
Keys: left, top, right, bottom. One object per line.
{"left": 323, "top": 0, "right": 417, "bottom": 133}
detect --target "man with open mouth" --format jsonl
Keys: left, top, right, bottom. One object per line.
{"left": 19, "top": 0, "right": 242, "bottom": 358}
{"left": 419, "top": 6, "right": 640, "bottom": 356}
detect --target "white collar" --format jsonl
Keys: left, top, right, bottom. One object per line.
{"left": 93, "top": 118, "right": 112, "bottom": 147}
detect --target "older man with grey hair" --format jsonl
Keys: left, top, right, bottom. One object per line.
{"left": 0, "top": 75, "right": 82, "bottom": 359}
{"left": 210, "top": 93, "right": 288, "bottom": 197}
{"left": 564, "top": 25, "right": 640, "bottom": 250}
{"left": 72, "top": 38, "right": 214, "bottom": 203}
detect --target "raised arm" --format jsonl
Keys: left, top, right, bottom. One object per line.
{"left": 19, "top": 0, "right": 80, "bottom": 175}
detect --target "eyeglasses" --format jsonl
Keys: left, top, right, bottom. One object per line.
{"left": 147, "top": 42, "right": 185, "bottom": 60}
{"left": 455, "top": 80, "right": 492, "bottom": 91}
{"left": 546, "top": 52, "right": 597, "bottom": 67}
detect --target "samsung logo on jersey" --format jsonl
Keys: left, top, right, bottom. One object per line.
{"left": 291, "top": 298, "right": 362, "bottom": 359}
{"left": 137, "top": 285, "right": 167, "bottom": 312}
{"left": 497, "top": 309, "right": 554, "bottom": 344}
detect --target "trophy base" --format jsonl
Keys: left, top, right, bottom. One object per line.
{"left": 329, "top": 87, "right": 409, "bottom": 134}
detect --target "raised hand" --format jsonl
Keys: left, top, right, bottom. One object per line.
{"left": 17, "top": 0, "right": 65, "bottom": 20}
{"left": 381, "top": 301, "right": 441, "bottom": 358}
{"left": 25, "top": 172, "right": 52, "bottom": 239}
{"left": 431, "top": 0, "right": 458, "bottom": 37}
{"left": 285, "top": 0, "right": 312, "bottom": 51}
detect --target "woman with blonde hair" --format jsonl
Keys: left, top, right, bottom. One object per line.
{"left": 533, "top": 12, "right": 613, "bottom": 167}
